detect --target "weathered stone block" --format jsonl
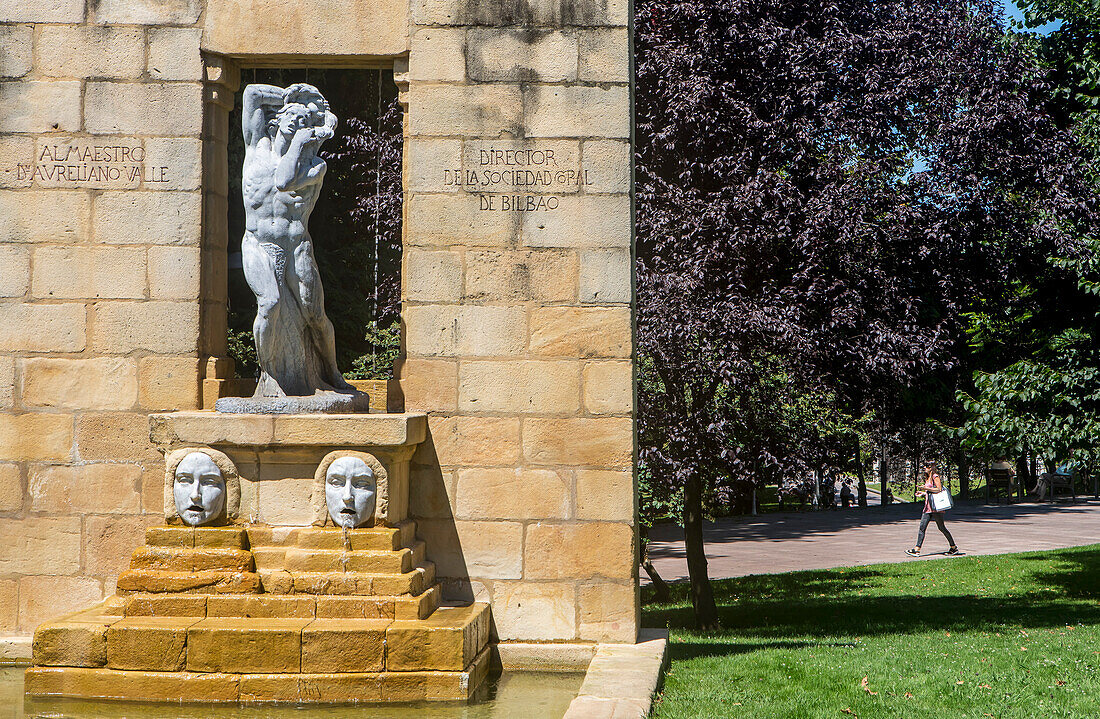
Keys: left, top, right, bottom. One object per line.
{"left": 31, "top": 246, "right": 145, "bottom": 300}
{"left": 404, "top": 305, "right": 526, "bottom": 357}
{"left": 19, "top": 576, "right": 102, "bottom": 630}
{"left": 426, "top": 416, "right": 522, "bottom": 466}
{"left": 455, "top": 468, "right": 569, "bottom": 520}
{"left": 0, "top": 136, "right": 33, "bottom": 188}
{"left": 0, "top": 245, "right": 29, "bottom": 297}
{"left": 0, "top": 579, "right": 16, "bottom": 631}
{"left": 37, "top": 26, "right": 144, "bottom": 79}
{"left": 1, "top": 0, "right": 83, "bottom": 22}
{"left": 92, "top": 301, "right": 200, "bottom": 354}
{"left": 492, "top": 582, "right": 576, "bottom": 641}
{"left": 576, "top": 469, "right": 634, "bottom": 521}
{"left": 0, "top": 413, "right": 73, "bottom": 462}
{"left": 417, "top": 520, "right": 522, "bottom": 579}
{"left": 578, "top": 582, "right": 637, "bottom": 642}
{"left": 107, "top": 616, "right": 197, "bottom": 671}
{"left": 116, "top": 569, "right": 261, "bottom": 595}
{"left": 524, "top": 522, "right": 635, "bottom": 580}
{"left": 0, "top": 463, "right": 21, "bottom": 512}
{"left": 523, "top": 194, "right": 631, "bottom": 248}
{"left": 138, "top": 356, "right": 201, "bottom": 411}
{"left": 464, "top": 249, "right": 577, "bottom": 302}
{"left": 409, "top": 138, "right": 463, "bottom": 192}
{"left": 203, "top": 0, "right": 407, "bottom": 58}
{"left": 583, "top": 360, "right": 632, "bottom": 415}
{"left": 0, "top": 26, "right": 32, "bottom": 78}
{"left": 91, "top": 0, "right": 201, "bottom": 24}
{"left": 207, "top": 595, "right": 315, "bottom": 619}
{"left": 29, "top": 463, "right": 142, "bottom": 514}
{"left": 582, "top": 139, "right": 631, "bottom": 193}
{"left": 34, "top": 621, "right": 109, "bottom": 667}
{"left": 75, "top": 412, "right": 159, "bottom": 464}
{"left": 409, "top": 29, "right": 466, "bottom": 82}
{"left": 23, "top": 357, "right": 138, "bottom": 410}
{"left": 526, "top": 85, "right": 629, "bottom": 138}
{"left": 458, "top": 360, "right": 581, "bottom": 413}
{"left": 148, "top": 245, "right": 200, "bottom": 299}
{"left": 412, "top": 0, "right": 626, "bottom": 26}
{"left": 467, "top": 29, "right": 578, "bottom": 82}
{"left": 579, "top": 29, "right": 630, "bottom": 82}
{"left": 530, "top": 307, "right": 632, "bottom": 357}
{"left": 580, "top": 248, "right": 632, "bottom": 303}
{"left": 84, "top": 516, "right": 147, "bottom": 578}
{"left": 0, "top": 80, "right": 81, "bottom": 132}
{"left": 525, "top": 417, "right": 638, "bottom": 468}
{"left": 410, "top": 84, "right": 523, "bottom": 137}
{"left": 408, "top": 464, "right": 454, "bottom": 519}
{"left": 0, "top": 190, "right": 89, "bottom": 244}
{"left": 147, "top": 28, "right": 203, "bottom": 81}
{"left": 406, "top": 249, "right": 463, "bottom": 302}
{"left": 123, "top": 593, "right": 207, "bottom": 617}
{"left": 386, "top": 604, "right": 487, "bottom": 671}
{"left": 143, "top": 138, "right": 202, "bottom": 191}
{"left": 407, "top": 193, "right": 516, "bottom": 246}
{"left": 85, "top": 82, "right": 202, "bottom": 135}
{"left": 301, "top": 618, "right": 388, "bottom": 672}
{"left": 93, "top": 190, "right": 201, "bottom": 245}
{"left": 299, "top": 672, "right": 383, "bottom": 703}
{"left": 315, "top": 596, "right": 394, "bottom": 620}
{"left": 25, "top": 666, "right": 240, "bottom": 702}
{"left": 398, "top": 358, "right": 458, "bottom": 413}
{"left": 0, "top": 303, "right": 85, "bottom": 353}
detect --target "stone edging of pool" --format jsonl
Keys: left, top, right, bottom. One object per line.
{"left": 560, "top": 628, "right": 669, "bottom": 718}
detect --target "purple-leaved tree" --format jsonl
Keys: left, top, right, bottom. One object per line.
{"left": 635, "top": 0, "right": 1099, "bottom": 628}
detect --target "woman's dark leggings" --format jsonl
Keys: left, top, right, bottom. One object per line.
{"left": 916, "top": 512, "right": 954, "bottom": 548}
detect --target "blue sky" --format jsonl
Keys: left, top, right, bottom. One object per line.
{"left": 1004, "top": 0, "right": 1063, "bottom": 34}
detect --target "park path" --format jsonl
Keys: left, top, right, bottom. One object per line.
{"left": 645, "top": 499, "right": 1100, "bottom": 581}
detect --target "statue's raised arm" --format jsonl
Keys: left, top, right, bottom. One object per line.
{"left": 242, "top": 84, "right": 285, "bottom": 147}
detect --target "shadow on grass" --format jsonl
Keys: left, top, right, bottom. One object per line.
{"left": 643, "top": 546, "right": 1100, "bottom": 655}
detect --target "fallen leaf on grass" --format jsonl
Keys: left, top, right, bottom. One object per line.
{"left": 979, "top": 684, "right": 991, "bottom": 689}
{"left": 841, "top": 709, "right": 858, "bottom": 718}
{"left": 1056, "top": 680, "right": 1067, "bottom": 686}
{"left": 860, "top": 677, "right": 878, "bottom": 695}
{"left": 956, "top": 680, "right": 965, "bottom": 685}
{"left": 904, "top": 693, "right": 914, "bottom": 700}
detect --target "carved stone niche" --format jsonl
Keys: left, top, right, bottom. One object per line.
{"left": 149, "top": 412, "right": 425, "bottom": 527}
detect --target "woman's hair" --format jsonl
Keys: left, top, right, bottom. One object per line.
{"left": 923, "top": 461, "right": 938, "bottom": 479}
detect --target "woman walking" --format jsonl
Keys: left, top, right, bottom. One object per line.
{"left": 906, "top": 461, "right": 960, "bottom": 557}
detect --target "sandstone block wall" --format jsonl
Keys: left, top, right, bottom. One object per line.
{"left": 399, "top": 2, "right": 637, "bottom": 643}
{"left": 1, "top": 0, "right": 635, "bottom": 644}
{"left": 0, "top": 1, "right": 207, "bottom": 635}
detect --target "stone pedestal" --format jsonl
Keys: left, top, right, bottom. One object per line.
{"left": 25, "top": 412, "right": 491, "bottom": 704}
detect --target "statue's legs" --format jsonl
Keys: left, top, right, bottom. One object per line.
{"left": 241, "top": 233, "right": 283, "bottom": 389}
{"left": 293, "top": 239, "right": 352, "bottom": 390}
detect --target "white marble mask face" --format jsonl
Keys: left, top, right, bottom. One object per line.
{"left": 173, "top": 452, "right": 226, "bottom": 526}
{"left": 325, "top": 456, "right": 376, "bottom": 529}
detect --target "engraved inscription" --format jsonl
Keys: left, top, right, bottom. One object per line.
{"left": 449, "top": 144, "right": 595, "bottom": 211}
{"left": 14, "top": 140, "right": 170, "bottom": 188}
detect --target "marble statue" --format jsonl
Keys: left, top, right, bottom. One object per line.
{"left": 325, "top": 456, "right": 376, "bottom": 528}
{"left": 216, "top": 82, "right": 368, "bottom": 413}
{"left": 173, "top": 451, "right": 226, "bottom": 526}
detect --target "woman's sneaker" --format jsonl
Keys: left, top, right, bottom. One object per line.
{"left": 905, "top": 548, "right": 920, "bottom": 557}
{"left": 946, "top": 547, "right": 961, "bottom": 555}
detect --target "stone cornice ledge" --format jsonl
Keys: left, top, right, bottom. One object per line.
{"left": 562, "top": 629, "right": 670, "bottom": 719}
{"left": 149, "top": 411, "right": 428, "bottom": 450}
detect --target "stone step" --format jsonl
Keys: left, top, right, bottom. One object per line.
{"left": 25, "top": 648, "right": 490, "bottom": 703}
{"left": 283, "top": 541, "right": 425, "bottom": 574}
{"left": 286, "top": 561, "right": 435, "bottom": 596}
{"left": 116, "top": 570, "right": 262, "bottom": 595}
{"left": 33, "top": 603, "right": 489, "bottom": 676}
{"left": 130, "top": 547, "right": 255, "bottom": 573}
{"left": 123, "top": 585, "right": 441, "bottom": 621}
{"left": 145, "top": 526, "right": 249, "bottom": 549}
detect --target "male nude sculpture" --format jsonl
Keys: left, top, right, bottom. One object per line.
{"left": 239, "top": 83, "right": 353, "bottom": 399}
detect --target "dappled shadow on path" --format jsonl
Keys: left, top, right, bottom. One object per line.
{"left": 647, "top": 500, "right": 1100, "bottom": 557}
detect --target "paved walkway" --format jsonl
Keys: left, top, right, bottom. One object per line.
{"left": 646, "top": 499, "right": 1100, "bottom": 581}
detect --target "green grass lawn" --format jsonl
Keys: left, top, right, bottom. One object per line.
{"left": 644, "top": 545, "right": 1100, "bottom": 718}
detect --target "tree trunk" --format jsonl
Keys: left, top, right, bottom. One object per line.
{"left": 638, "top": 525, "right": 671, "bottom": 603}
{"left": 880, "top": 443, "right": 889, "bottom": 507}
{"left": 683, "top": 472, "right": 720, "bottom": 630}
{"left": 855, "top": 435, "right": 867, "bottom": 507}
{"left": 1016, "top": 451, "right": 1031, "bottom": 500}
{"left": 957, "top": 449, "right": 970, "bottom": 500}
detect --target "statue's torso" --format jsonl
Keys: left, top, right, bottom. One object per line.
{"left": 242, "top": 138, "right": 323, "bottom": 249}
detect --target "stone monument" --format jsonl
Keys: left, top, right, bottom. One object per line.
{"left": 215, "top": 83, "right": 368, "bottom": 414}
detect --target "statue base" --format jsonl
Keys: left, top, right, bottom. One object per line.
{"left": 214, "top": 390, "right": 372, "bottom": 414}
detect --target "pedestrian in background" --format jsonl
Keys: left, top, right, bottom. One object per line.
{"left": 906, "top": 461, "right": 960, "bottom": 557}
